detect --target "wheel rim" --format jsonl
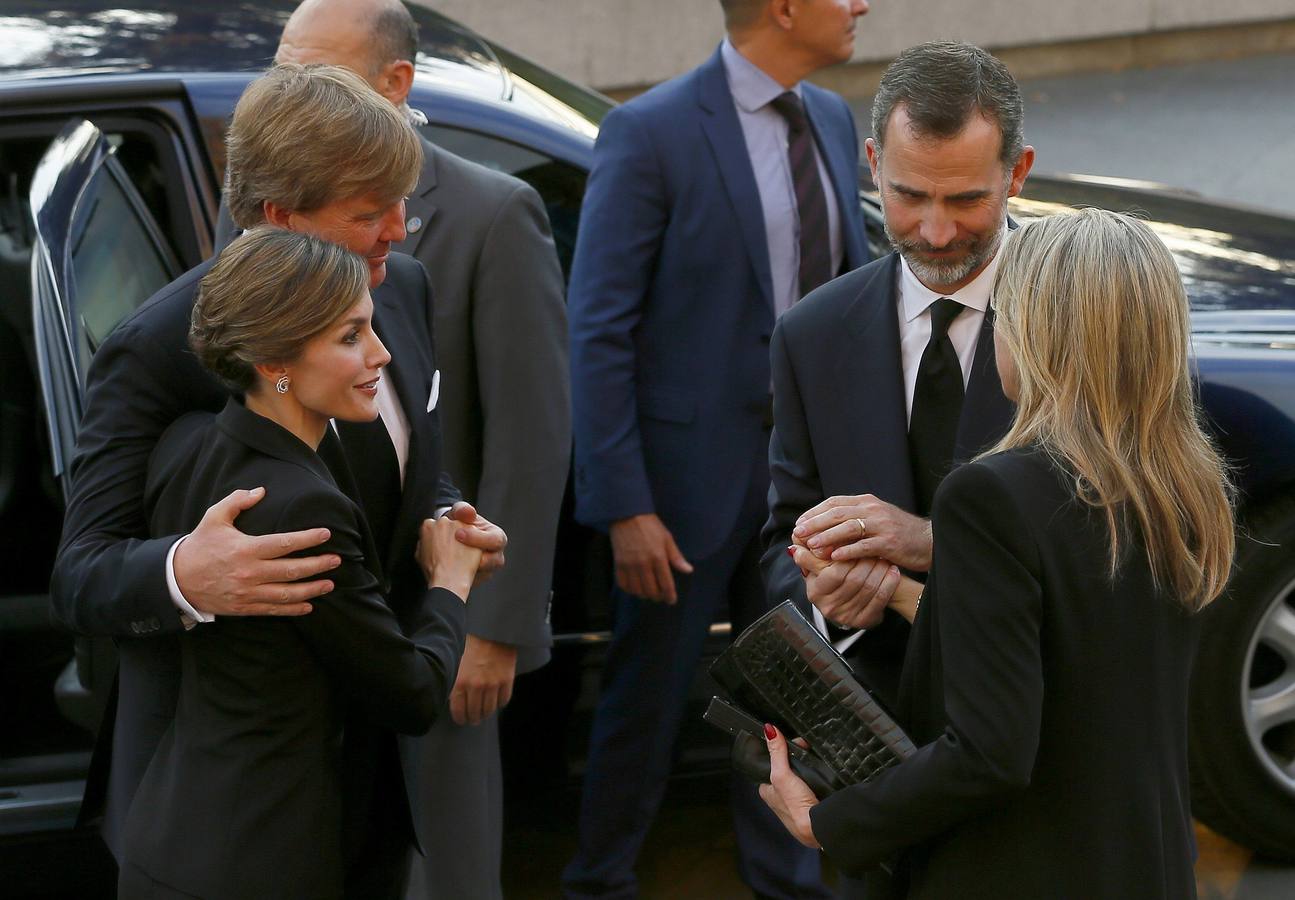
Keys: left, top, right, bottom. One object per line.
{"left": 1243, "top": 573, "right": 1295, "bottom": 798}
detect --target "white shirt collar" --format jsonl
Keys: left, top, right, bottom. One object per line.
{"left": 720, "top": 37, "right": 798, "bottom": 115}
{"left": 899, "top": 232, "right": 1005, "bottom": 324}
{"left": 402, "top": 103, "right": 428, "bottom": 128}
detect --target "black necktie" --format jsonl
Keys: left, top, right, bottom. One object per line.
{"left": 909, "top": 298, "right": 965, "bottom": 516}
{"left": 770, "top": 91, "right": 833, "bottom": 299}
{"left": 334, "top": 416, "right": 402, "bottom": 559}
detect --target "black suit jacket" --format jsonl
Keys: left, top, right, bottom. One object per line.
{"left": 811, "top": 448, "right": 1201, "bottom": 899}
{"left": 119, "top": 400, "right": 466, "bottom": 900}
{"left": 759, "top": 253, "right": 1012, "bottom": 704}
{"left": 49, "top": 252, "right": 460, "bottom": 857}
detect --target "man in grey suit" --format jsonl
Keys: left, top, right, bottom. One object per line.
{"left": 277, "top": 2, "right": 570, "bottom": 897}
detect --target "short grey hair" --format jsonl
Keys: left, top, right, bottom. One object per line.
{"left": 369, "top": 1, "right": 419, "bottom": 72}
{"left": 871, "top": 41, "right": 1024, "bottom": 167}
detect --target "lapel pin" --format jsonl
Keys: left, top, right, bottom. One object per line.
{"left": 407, "top": 215, "right": 423, "bottom": 234}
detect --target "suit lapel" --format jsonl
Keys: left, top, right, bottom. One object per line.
{"left": 696, "top": 48, "right": 774, "bottom": 312}
{"left": 398, "top": 138, "right": 440, "bottom": 261}
{"left": 834, "top": 255, "right": 917, "bottom": 511}
{"left": 371, "top": 281, "right": 435, "bottom": 579}
{"left": 802, "top": 87, "right": 867, "bottom": 271}
{"left": 955, "top": 307, "right": 1015, "bottom": 462}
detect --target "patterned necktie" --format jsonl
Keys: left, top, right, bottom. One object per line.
{"left": 909, "top": 298, "right": 966, "bottom": 516}
{"left": 769, "top": 91, "right": 833, "bottom": 299}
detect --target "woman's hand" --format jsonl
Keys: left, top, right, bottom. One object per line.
{"left": 418, "top": 516, "right": 483, "bottom": 601}
{"left": 792, "top": 544, "right": 898, "bottom": 630}
{"left": 758, "top": 724, "right": 822, "bottom": 850}
{"left": 446, "top": 501, "right": 507, "bottom": 585}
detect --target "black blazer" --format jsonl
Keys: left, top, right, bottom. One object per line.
{"left": 49, "top": 253, "right": 460, "bottom": 857}
{"left": 759, "top": 253, "right": 1013, "bottom": 704}
{"left": 810, "top": 448, "right": 1201, "bottom": 899}
{"left": 119, "top": 400, "right": 466, "bottom": 900}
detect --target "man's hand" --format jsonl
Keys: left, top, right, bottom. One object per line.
{"left": 792, "top": 544, "right": 899, "bottom": 630}
{"left": 794, "top": 494, "right": 933, "bottom": 572}
{"left": 172, "top": 488, "right": 339, "bottom": 617}
{"left": 448, "top": 501, "right": 507, "bottom": 585}
{"left": 758, "top": 724, "right": 821, "bottom": 849}
{"left": 449, "top": 635, "right": 519, "bottom": 726}
{"left": 609, "top": 513, "right": 694, "bottom": 604}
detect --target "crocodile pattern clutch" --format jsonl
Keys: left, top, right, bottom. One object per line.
{"left": 710, "top": 601, "right": 916, "bottom": 791}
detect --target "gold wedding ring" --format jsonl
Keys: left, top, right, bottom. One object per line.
{"left": 855, "top": 517, "right": 867, "bottom": 538}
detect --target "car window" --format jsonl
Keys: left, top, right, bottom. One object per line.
{"left": 421, "top": 124, "right": 585, "bottom": 281}
{"left": 69, "top": 158, "right": 174, "bottom": 358}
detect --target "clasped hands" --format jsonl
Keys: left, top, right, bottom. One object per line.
{"left": 414, "top": 500, "right": 508, "bottom": 591}
{"left": 790, "top": 494, "right": 930, "bottom": 628}
{"left": 763, "top": 496, "right": 934, "bottom": 847}
{"left": 174, "top": 489, "right": 506, "bottom": 618}
{"left": 415, "top": 504, "right": 516, "bottom": 726}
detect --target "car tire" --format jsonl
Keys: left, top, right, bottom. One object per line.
{"left": 1191, "top": 494, "right": 1295, "bottom": 860}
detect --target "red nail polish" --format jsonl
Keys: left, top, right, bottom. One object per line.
{"left": 786, "top": 546, "right": 796, "bottom": 559}
{"left": 764, "top": 723, "right": 777, "bottom": 741}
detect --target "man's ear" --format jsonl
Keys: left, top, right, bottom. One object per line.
{"left": 865, "top": 137, "right": 881, "bottom": 186}
{"left": 262, "top": 200, "right": 294, "bottom": 229}
{"left": 377, "top": 59, "right": 415, "bottom": 106}
{"left": 769, "top": 0, "right": 795, "bottom": 30}
{"left": 1007, "top": 145, "right": 1035, "bottom": 198}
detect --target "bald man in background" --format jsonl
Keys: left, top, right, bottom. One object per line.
{"left": 277, "top": 3, "right": 570, "bottom": 897}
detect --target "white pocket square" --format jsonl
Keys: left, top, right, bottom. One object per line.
{"left": 427, "top": 370, "right": 441, "bottom": 412}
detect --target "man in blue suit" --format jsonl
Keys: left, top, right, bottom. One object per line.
{"left": 565, "top": 1, "right": 870, "bottom": 895}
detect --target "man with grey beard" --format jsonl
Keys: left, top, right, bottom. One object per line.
{"left": 760, "top": 41, "right": 1031, "bottom": 741}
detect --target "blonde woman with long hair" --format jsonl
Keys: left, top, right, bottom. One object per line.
{"left": 760, "top": 208, "right": 1234, "bottom": 899}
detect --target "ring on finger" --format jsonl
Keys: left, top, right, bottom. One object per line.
{"left": 855, "top": 517, "right": 867, "bottom": 538}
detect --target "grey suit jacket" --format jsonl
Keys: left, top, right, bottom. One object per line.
{"left": 395, "top": 136, "right": 569, "bottom": 673}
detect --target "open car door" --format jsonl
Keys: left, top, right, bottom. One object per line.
{"left": 2, "top": 118, "right": 181, "bottom": 840}
{"left": 30, "top": 118, "right": 181, "bottom": 496}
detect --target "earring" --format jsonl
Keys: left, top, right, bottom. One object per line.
{"left": 275, "top": 375, "right": 290, "bottom": 394}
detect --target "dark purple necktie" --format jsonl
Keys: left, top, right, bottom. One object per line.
{"left": 770, "top": 91, "right": 833, "bottom": 299}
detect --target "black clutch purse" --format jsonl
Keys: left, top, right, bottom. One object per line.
{"left": 704, "top": 600, "right": 916, "bottom": 797}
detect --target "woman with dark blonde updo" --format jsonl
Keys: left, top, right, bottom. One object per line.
{"left": 117, "top": 227, "right": 477, "bottom": 900}
{"left": 761, "top": 209, "right": 1235, "bottom": 899}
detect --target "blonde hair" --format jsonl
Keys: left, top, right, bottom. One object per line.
{"left": 190, "top": 227, "right": 369, "bottom": 391}
{"left": 224, "top": 63, "right": 422, "bottom": 229}
{"left": 989, "top": 208, "right": 1234, "bottom": 610}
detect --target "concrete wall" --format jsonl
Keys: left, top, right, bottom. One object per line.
{"left": 416, "top": 0, "right": 1295, "bottom": 92}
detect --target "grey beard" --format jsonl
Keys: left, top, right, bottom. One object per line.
{"left": 886, "top": 221, "right": 1005, "bottom": 288}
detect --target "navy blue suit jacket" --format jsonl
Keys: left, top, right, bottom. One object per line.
{"left": 569, "top": 47, "right": 868, "bottom": 560}
{"left": 759, "top": 253, "right": 1014, "bottom": 704}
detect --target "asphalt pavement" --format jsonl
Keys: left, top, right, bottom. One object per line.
{"left": 848, "top": 50, "right": 1295, "bottom": 218}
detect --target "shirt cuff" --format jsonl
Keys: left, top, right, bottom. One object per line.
{"left": 166, "top": 536, "right": 214, "bottom": 628}
{"left": 811, "top": 605, "right": 865, "bottom": 655}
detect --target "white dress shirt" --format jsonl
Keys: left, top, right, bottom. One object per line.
{"left": 813, "top": 238, "right": 1005, "bottom": 651}
{"left": 896, "top": 245, "right": 1002, "bottom": 417}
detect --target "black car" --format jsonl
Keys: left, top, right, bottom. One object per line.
{"left": 3, "top": 3, "right": 1295, "bottom": 893}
